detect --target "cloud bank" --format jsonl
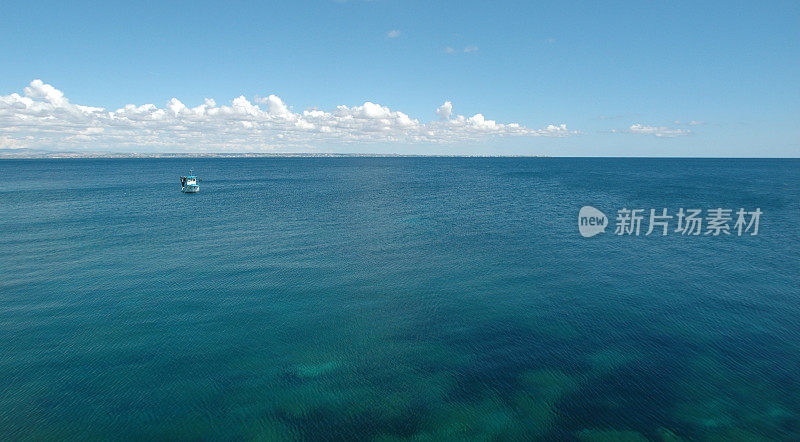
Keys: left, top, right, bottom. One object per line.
{"left": 627, "top": 124, "right": 690, "bottom": 138}
{"left": 0, "top": 80, "right": 572, "bottom": 151}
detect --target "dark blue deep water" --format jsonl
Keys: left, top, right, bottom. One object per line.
{"left": 1, "top": 158, "right": 798, "bottom": 440}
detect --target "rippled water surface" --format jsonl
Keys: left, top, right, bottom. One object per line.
{"left": 1, "top": 158, "right": 799, "bottom": 440}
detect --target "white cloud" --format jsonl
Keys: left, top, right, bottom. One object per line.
{"left": 386, "top": 30, "right": 401, "bottom": 38}
{"left": 628, "top": 124, "right": 690, "bottom": 137}
{"left": 0, "top": 135, "right": 28, "bottom": 149}
{"left": 24, "top": 79, "right": 69, "bottom": 107}
{"left": 255, "top": 94, "right": 292, "bottom": 117}
{"left": 674, "top": 120, "right": 704, "bottom": 126}
{"left": 446, "top": 46, "right": 479, "bottom": 54}
{"left": 0, "top": 80, "right": 575, "bottom": 151}
{"left": 436, "top": 101, "right": 453, "bottom": 120}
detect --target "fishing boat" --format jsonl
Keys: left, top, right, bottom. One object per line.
{"left": 180, "top": 172, "right": 200, "bottom": 193}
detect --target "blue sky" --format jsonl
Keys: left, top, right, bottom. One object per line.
{"left": 1, "top": 0, "right": 798, "bottom": 156}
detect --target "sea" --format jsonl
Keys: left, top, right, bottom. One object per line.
{"left": 1, "top": 158, "right": 798, "bottom": 440}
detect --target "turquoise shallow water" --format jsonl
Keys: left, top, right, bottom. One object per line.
{"left": 1, "top": 158, "right": 799, "bottom": 440}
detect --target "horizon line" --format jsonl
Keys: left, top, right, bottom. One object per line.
{"left": 1, "top": 151, "right": 798, "bottom": 160}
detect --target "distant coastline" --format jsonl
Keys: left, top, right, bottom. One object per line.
{"left": 0, "top": 149, "right": 550, "bottom": 159}
{"left": 2, "top": 149, "right": 797, "bottom": 160}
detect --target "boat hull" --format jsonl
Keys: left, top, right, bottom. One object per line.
{"left": 182, "top": 185, "right": 199, "bottom": 193}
